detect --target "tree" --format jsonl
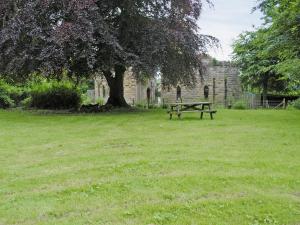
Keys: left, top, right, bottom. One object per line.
{"left": 257, "top": 0, "right": 300, "bottom": 82}
{"left": 233, "top": 29, "right": 287, "bottom": 103}
{"left": 233, "top": 0, "right": 300, "bottom": 100}
{"left": 0, "top": 0, "right": 110, "bottom": 84}
{"left": 96, "top": 0, "right": 218, "bottom": 106}
{"left": 0, "top": 0, "right": 217, "bottom": 107}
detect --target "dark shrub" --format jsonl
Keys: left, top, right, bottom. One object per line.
{"left": 30, "top": 81, "right": 81, "bottom": 110}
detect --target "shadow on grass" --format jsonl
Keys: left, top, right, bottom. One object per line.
{"left": 8, "top": 107, "right": 158, "bottom": 117}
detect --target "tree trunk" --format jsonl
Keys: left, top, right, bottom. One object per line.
{"left": 103, "top": 65, "right": 130, "bottom": 107}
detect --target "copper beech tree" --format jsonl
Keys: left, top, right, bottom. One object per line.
{"left": 0, "top": 0, "right": 217, "bottom": 107}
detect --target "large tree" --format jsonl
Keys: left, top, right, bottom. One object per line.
{"left": 256, "top": 0, "right": 300, "bottom": 82}
{"left": 233, "top": 29, "right": 288, "bottom": 103}
{"left": 233, "top": 0, "right": 300, "bottom": 100}
{"left": 0, "top": 0, "right": 217, "bottom": 107}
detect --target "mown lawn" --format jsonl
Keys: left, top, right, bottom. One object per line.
{"left": 0, "top": 109, "right": 299, "bottom": 225}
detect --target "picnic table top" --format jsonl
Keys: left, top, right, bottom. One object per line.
{"left": 169, "top": 102, "right": 212, "bottom": 106}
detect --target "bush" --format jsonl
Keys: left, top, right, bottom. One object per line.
{"left": 30, "top": 81, "right": 81, "bottom": 110}
{"left": 81, "top": 93, "right": 93, "bottom": 105}
{"left": 0, "top": 80, "right": 29, "bottom": 107}
{"left": 96, "top": 98, "right": 104, "bottom": 106}
{"left": 0, "top": 93, "right": 14, "bottom": 108}
{"left": 293, "top": 98, "right": 300, "bottom": 110}
{"left": 233, "top": 100, "right": 247, "bottom": 110}
{"left": 0, "top": 80, "right": 19, "bottom": 108}
{"left": 20, "top": 97, "right": 32, "bottom": 109}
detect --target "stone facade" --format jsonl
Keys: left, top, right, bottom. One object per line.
{"left": 94, "top": 57, "right": 241, "bottom": 106}
{"left": 94, "top": 68, "right": 156, "bottom": 105}
{"left": 161, "top": 57, "right": 242, "bottom": 106}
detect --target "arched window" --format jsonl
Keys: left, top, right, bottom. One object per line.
{"left": 102, "top": 86, "right": 106, "bottom": 98}
{"left": 204, "top": 85, "right": 209, "bottom": 99}
{"left": 224, "top": 78, "right": 228, "bottom": 107}
{"left": 146, "top": 88, "right": 151, "bottom": 100}
{"left": 97, "top": 83, "right": 101, "bottom": 98}
{"left": 213, "top": 78, "right": 216, "bottom": 103}
{"left": 176, "top": 86, "right": 181, "bottom": 100}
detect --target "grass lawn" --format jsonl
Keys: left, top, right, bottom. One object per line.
{"left": 0, "top": 109, "right": 299, "bottom": 225}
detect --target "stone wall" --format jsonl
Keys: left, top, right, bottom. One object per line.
{"left": 94, "top": 68, "right": 156, "bottom": 105}
{"left": 161, "top": 57, "right": 242, "bottom": 106}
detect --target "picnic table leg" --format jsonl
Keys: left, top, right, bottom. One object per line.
{"left": 209, "top": 104, "right": 214, "bottom": 120}
{"left": 169, "top": 106, "right": 174, "bottom": 120}
{"left": 177, "top": 105, "right": 181, "bottom": 119}
{"left": 200, "top": 104, "right": 204, "bottom": 119}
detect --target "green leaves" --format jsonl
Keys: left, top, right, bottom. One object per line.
{"left": 1, "top": 0, "right": 216, "bottom": 88}
{"left": 233, "top": 0, "right": 300, "bottom": 94}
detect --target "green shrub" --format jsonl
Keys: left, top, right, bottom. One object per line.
{"left": 135, "top": 101, "right": 146, "bottom": 108}
{"left": 0, "top": 80, "right": 28, "bottom": 107}
{"left": 96, "top": 98, "right": 105, "bottom": 106}
{"left": 0, "top": 93, "right": 14, "bottom": 108}
{"left": 30, "top": 81, "right": 81, "bottom": 110}
{"left": 293, "top": 98, "right": 300, "bottom": 110}
{"left": 0, "top": 80, "right": 16, "bottom": 108}
{"left": 20, "top": 97, "right": 32, "bottom": 109}
{"left": 81, "top": 93, "right": 93, "bottom": 105}
{"left": 233, "top": 100, "right": 247, "bottom": 110}
{"left": 9, "top": 86, "right": 27, "bottom": 105}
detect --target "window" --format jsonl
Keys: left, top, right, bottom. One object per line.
{"left": 146, "top": 88, "right": 151, "bottom": 100}
{"left": 204, "top": 85, "right": 209, "bottom": 99}
{"left": 224, "top": 78, "right": 228, "bottom": 106}
{"left": 102, "top": 86, "right": 106, "bottom": 98}
{"left": 176, "top": 86, "right": 181, "bottom": 100}
{"left": 213, "top": 78, "right": 216, "bottom": 103}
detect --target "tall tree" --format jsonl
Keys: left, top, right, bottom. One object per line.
{"left": 96, "top": 0, "right": 217, "bottom": 106}
{"left": 233, "top": 0, "right": 300, "bottom": 99}
{"left": 233, "top": 29, "right": 287, "bottom": 103}
{"left": 257, "top": 0, "right": 300, "bottom": 81}
{"left": 0, "top": 0, "right": 217, "bottom": 107}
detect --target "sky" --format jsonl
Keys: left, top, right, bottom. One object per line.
{"left": 198, "top": 0, "right": 264, "bottom": 61}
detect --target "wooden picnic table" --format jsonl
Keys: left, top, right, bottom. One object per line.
{"left": 168, "top": 102, "right": 217, "bottom": 120}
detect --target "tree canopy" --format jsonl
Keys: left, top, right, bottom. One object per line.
{"left": 233, "top": 0, "right": 300, "bottom": 97}
{"left": 0, "top": 0, "right": 217, "bottom": 106}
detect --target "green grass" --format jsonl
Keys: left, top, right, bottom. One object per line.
{"left": 0, "top": 109, "right": 299, "bottom": 225}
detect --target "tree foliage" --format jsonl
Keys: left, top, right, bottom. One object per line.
{"left": 233, "top": 0, "right": 300, "bottom": 96}
{"left": 0, "top": 0, "right": 109, "bottom": 83}
{"left": 0, "top": 0, "right": 217, "bottom": 106}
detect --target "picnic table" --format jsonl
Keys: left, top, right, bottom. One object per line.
{"left": 167, "top": 102, "right": 217, "bottom": 120}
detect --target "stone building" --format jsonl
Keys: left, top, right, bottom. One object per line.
{"left": 161, "top": 57, "right": 242, "bottom": 106}
{"left": 94, "top": 57, "right": 241, "bottom": 106}
{"left": 94, "top": 68, "right": 156, "bottom": 105}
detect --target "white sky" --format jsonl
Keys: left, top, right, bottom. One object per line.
{"left": 198, "top": 0, "right": 263, "bottom": 61}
